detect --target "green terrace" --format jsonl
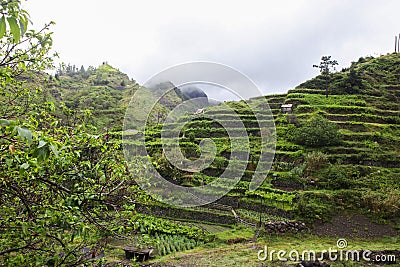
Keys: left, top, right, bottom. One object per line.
{"left": 123, "top": 53, "right": 400, "bottom": 243}
{"left": 295, "top": 104, "right": 400, "bottom": 116}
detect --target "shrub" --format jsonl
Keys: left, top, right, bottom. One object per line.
{"left": 362, "top": 189, "right": 400, "bottom": 218}
{"left": 187, "top": 131, "right": 196, "bottom": 142}
{"left": 304, "top": 151, "right": 329, "bottom": 172}
{"left": 294, "top": 115, "right": 342, "bottom": 147}
{"left": 318, "top": 165, "right": 359, "bottom": 190}
{"left": 279, "top": 124, "right": 298, "bottom": 142}
{"left": 295, "top": 193, "right": 333, "bottom": 221}
{"left": 289, "top": 163, "right": 306, "bottom": 179}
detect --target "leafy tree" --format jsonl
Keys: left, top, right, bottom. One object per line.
{"left": 313, "top": 56, "right": 338, "bottom": 98}
{"left": 0, "top": 1, "right": 54, "bottom": 119}
{"left": 294, "top": 115, "right": 342, "bottom": 147}
{"left": 1, "top": 114, "right": 131, "bottom": 265}
{"left": 0, "top": 1, "right": 134, "bottom": 265}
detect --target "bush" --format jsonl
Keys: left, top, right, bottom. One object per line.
{"left": 186, "top": 131, "right": 196, "bottom": 142}
{"left": 304, "top": 151, "right": 329, "bottom": 172}
{"left": 318, "top": 165, "right": 359, "bottom": 190}
{"left": 362, "top": 189, "right": 400, "bottom": 218}
{"left": 294, "top": 115, "right": 342, "bottom": 147}
{"left": 295, "top": 193, "right": 333, "bottom": 221}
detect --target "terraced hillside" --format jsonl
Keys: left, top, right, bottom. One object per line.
{"left": 30, "top": 53, "right": 398, "bottom": 232}
{"left": 5, "top": 53, "right": 398, "bottom": 265}
{"left": 137, "top": 53, "right": 400, "bottom": 225}
{"left": 121, "top": 96, "right": 291, "bottom": 229}
{"left": 289, "top": 53, "right": 400, "bottom": 171}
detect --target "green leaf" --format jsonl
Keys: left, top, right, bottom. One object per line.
{"left": 49, "top": 143, "right": 59, "bottom": 157}
{"left": 18, "top": 20, "right": 25, "bottom": 35}
{"left": 0, "top": 16, "right": 6, "bottom": 39}
{"left": 7, "top": 17, "right": 21, "bottom": 43}
{"left": 16, "top": 126, "right": 32, "bottom": 144}
{"left": 37, "top": 140, "right": 47, "bottom": 148}
{"left": 34, "top": 146, "right": 50, "bottom": 162}
{"left": 5, "top": 158, "right": 13, "bottom": 167}
{"left": 20, "top": 163, "right": 30, "bottom": 169}
{"left": 18, "top": 14, "right": 28, "bottom": 34}
{"left": 0, "top": 119, "right": 10, "bottom": 125}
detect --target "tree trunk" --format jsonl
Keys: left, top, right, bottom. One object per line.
{"left": 325, "top": 74, "right": 329, "bottom": 98}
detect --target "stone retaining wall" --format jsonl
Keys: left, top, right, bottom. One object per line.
{"left": 264, "top": 221, "right": 308, "bottom": 234}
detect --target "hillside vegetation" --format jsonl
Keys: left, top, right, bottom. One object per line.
{"left": 139, "top": 53, "right": 400, "bottom": 224}
{"left": 0, "top": 2, "right": 399, "bottom": 262}
{"left": 47, "top": 63, "right": 140, "bottom": 130}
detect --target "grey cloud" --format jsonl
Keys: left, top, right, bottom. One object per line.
{"left": 26, "top": 0, "right": 400, "bottom": 99}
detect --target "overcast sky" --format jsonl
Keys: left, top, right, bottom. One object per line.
{"left": 24, "top": 0, "right": 399, "bottom": 97}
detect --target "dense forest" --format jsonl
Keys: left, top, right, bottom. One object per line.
{"left": 1, "top": 1, "right": 399, "bottom": 266}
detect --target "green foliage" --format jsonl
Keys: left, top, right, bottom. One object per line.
{"left": 295, "top": 190, "right": 363, "bottom": 221}
{"left": 298, "top": 53, "right": 400, "bottom": 98}
{"left": 0, "top": 4, "right": 53, "bottom": 77}
{"left": 49, "top": 63, "right": 139, "bottom": 130}
{"left": 0, "top": 2, "right": 399, "bottom": 262}
{"left": 289, "top": 163, "right": 306, "bottom": 180}
{"left": 133, "top": 214, "right": 205, "bottom": 237}
{"left": 294, "top": 115, "right": 342, "bottom": 147}
{"left": 186, "top": 131, "right": 196, "bottom": 142}
{"left": 246, "top": 190, "right": 296, "bottom": 210}
{"left": 0, "top": 0, "right": 29, "bottom": 42}
{"left": 0, "top": 16, "right": 6, "bottom": 38}
{"left": 362, "top": 189, "right": 400, "bottom": 218}
{"left": 287, "top": 93, "right": 367, "bottom": 106}
{"left": 295, "top": 191, "right": 332, "bottom": 221}
{"left": 0, "top": 2, "right": 134, "bottom": 265}
{"left": 312, "top": 55, "right": 338, "bottom": 98}
{"left": 317, "top": 165, "right": 359, "bottom": 190}
{"left": 155, "top": 234, "right": 203, "bottom": 256}
{"left": 343, "top": 67, "right": 363, "bottom": 93}
{"left": 304, "top": 151, "right": 329, "bottom": 173}
{"left": 0, "top": 113, "right": 131, "bottom": 265}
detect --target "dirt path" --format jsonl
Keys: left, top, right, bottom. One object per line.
{"left": 312, "top": 213, "right": 398, "bottom": 238}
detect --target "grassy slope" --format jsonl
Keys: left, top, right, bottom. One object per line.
{"left": 149, "top": 233, "right": 400, "bottom": 267}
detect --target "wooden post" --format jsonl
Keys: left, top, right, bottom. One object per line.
{"left": 259, "top": 197, "right": 262, "bottom": 227}
{"left": 396, "top": 35, "right": 398, "bottom": 53}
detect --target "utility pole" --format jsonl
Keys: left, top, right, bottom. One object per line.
{"left": 397, "top": 33, "right": 400, "bottom": 53}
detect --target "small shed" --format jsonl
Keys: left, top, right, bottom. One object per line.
{"left": 194, "top": 108, "right": 204, "bottom": 115}
{"left": 280, "top": 104, "right": 293, "bottom": 114}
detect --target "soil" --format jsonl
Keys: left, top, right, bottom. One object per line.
{"left": 312, "top": 213, "right": 398, "bottom": 239}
